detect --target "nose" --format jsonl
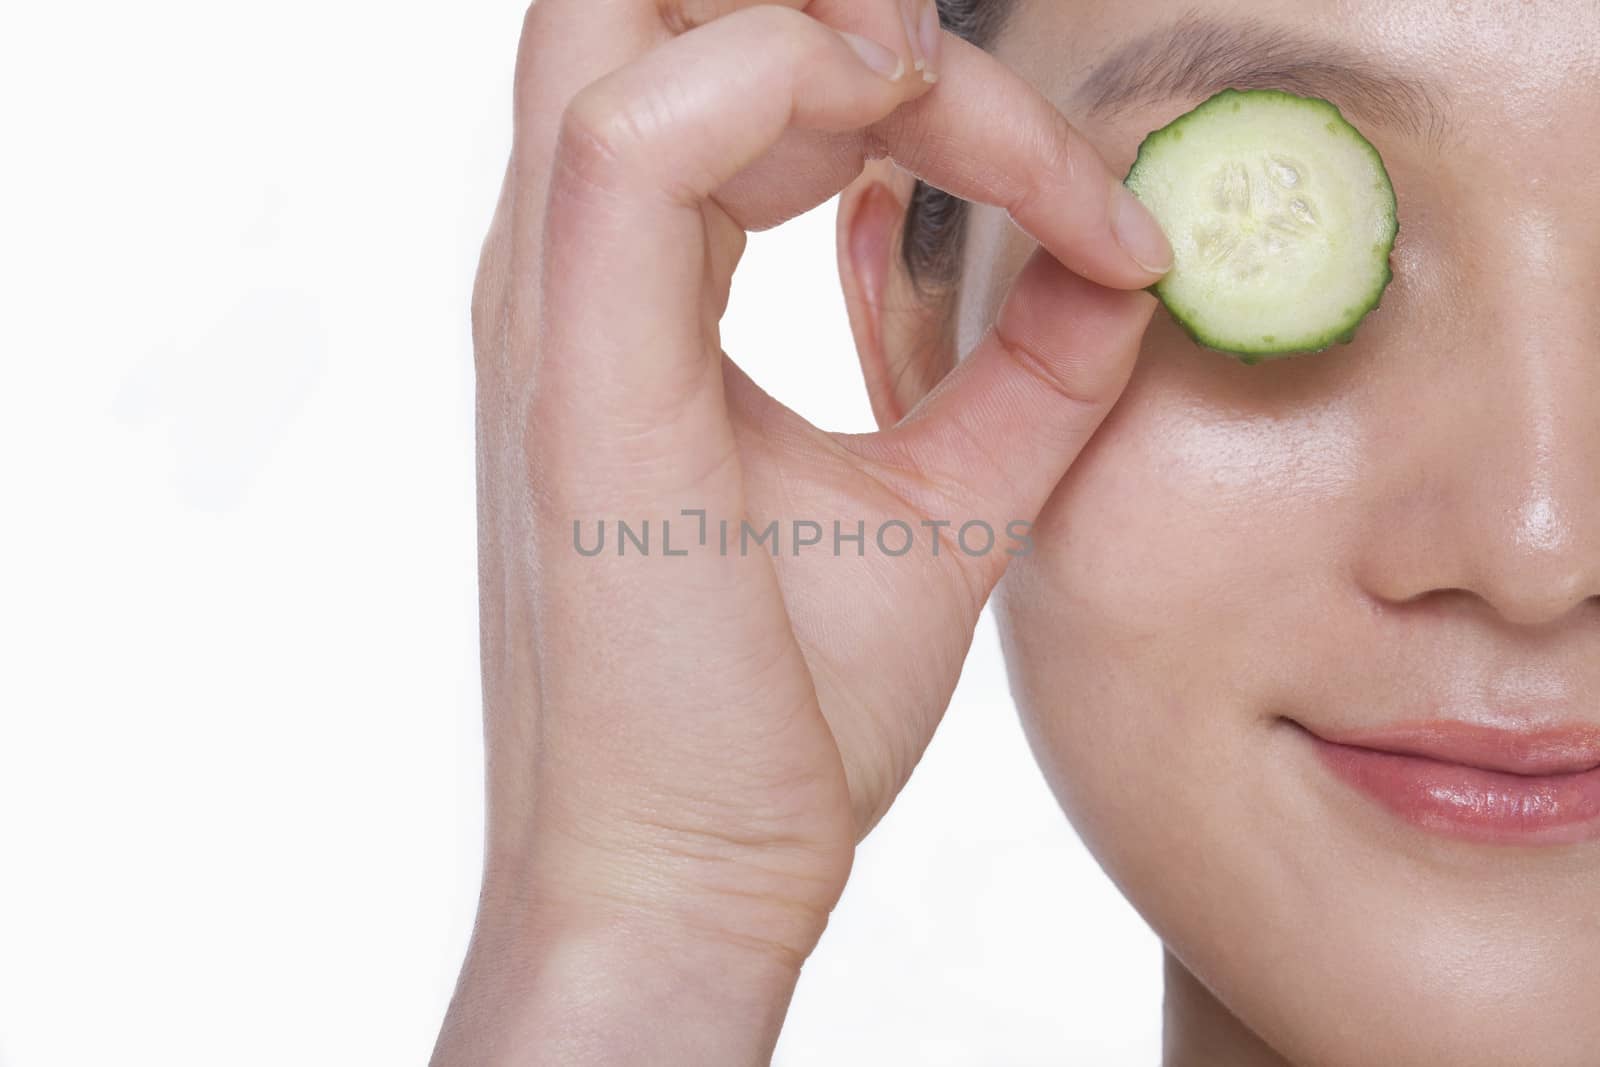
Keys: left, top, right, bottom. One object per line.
{"left": 1353, "top": 212, "right": 1600, "bottom": 629}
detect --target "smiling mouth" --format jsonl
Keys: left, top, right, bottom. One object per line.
{"left": 1284, "top": 717, "right": 1600, "bottom": 845}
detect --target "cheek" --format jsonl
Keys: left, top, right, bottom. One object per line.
{"left": 993, "top": 335, "right": 1600, "bottom": 1064}
{"left": 993, "top": 335, "right": 1373, "bottom": 1019}
{"left": 1003, "top": 325, "right": 1365, "bottom": 680}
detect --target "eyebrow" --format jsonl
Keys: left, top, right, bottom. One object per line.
{"left": 1073, "top": 14, "right": 1452, "bottom": 144}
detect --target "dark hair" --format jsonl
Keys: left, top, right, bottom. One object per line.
{"left": 902, "top": 0, "right": 1016, "bottom": 294}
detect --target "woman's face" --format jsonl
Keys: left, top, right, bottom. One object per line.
{"left": 968, "top": 1, "right": 1600, "bottom": 1062}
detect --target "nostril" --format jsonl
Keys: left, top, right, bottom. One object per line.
{"left": 1368, "top": 584, "right": 1598, "bottom": 631}
{"left": 1480, "top": 560, "right": 1599, "bottom": 628}
{"left": 1504, "top": 585, "right": 1593, "bottom": 629}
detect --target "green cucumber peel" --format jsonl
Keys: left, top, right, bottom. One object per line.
{"left": 1123, "top": 88, "right": 1399, "bottom": 361}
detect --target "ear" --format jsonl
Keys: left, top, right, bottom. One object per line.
{"left": 836, "top": 160, "right": 957, "bottom": 430}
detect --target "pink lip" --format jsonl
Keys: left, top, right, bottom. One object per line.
{"left": 1295, "top": 719, "right": 1600, "bottom": 844}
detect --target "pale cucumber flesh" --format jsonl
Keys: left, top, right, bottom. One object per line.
{"left": 1124, "top": 89, "right": 1398, "bottom": 361}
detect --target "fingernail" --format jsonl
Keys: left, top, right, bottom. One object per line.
{"left": 918, "top": 0, "right": 942, "bottom": 83}
{"left": 1111, "top": 184, "right": 1174, "bottom": 274}
{"left": 841, "top": 31, "right": 905, "bottom": 81}
{"left": 900, "top": 0, "right": 927, "bottom": 72}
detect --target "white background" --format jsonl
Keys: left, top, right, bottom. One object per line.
{"left": 0, "top": 2, "right": 1161, "bottom": 1063}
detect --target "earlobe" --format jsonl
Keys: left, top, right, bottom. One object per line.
{"left": 837, "top": 163, "right": 953, "bottom": 430}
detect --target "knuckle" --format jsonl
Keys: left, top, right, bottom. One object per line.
{"left": 730, "top": 4, "right": 810, "bottom": 48}
{"left": 556, "top": 89, "right": 630, "bottom": 181}
{"left": 519, "top": 0, "right": 537, "bottom": 37}
{"left": 992, "top": 318, "right": 1101, "bottom": 410}
{"left": 515, "top": 2, "right": 556, "bottom": 92}
{"left": 763, "top": 4, "right": 818, "bottom": 49}
{"left": 654, "top": 0, "right": 702, "bottom": 36}
{"left": 659, "top": 0, "right": 811, "bottom": 42}
{"left": 554, "top": 86, "right": 642, "bottom": 192}
{"left": 655, "top": 0, "right": 686, "bottom": 35}
{"left": 1010, "top": 115, "right": 1079, "bottom": 220}
{"left": 520, "top": 0, "right": 553, "bottom": 47}
{"left": 1048, "top": 113, "right": 1080, "bottom": 180}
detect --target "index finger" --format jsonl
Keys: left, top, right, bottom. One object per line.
{"left": 874, "top": 32, "right": 1173, "bottom": 287}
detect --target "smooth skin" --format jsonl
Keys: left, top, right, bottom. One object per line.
{"left": 435, "top": 1, "right": 1600, "bottom": 1065}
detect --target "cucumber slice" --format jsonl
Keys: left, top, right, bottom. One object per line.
{"left": 1124, "top": 89, "right": 1398, "bottom": 362}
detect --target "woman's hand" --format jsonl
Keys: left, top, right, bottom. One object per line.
{"left": 435, "top": 2, "right": 1167, "bottom": 1063}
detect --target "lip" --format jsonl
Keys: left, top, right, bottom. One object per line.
{"left": 1292, "top": 719, "right": 1600, "bottom": 844}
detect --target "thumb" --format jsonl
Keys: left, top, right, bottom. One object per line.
{"left": 848, "top": 248, "right": 1156, "bottom": 594}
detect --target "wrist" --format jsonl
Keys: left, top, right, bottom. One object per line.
{"left": 433, "top": 891, "right": 809, "bottom": 1067}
